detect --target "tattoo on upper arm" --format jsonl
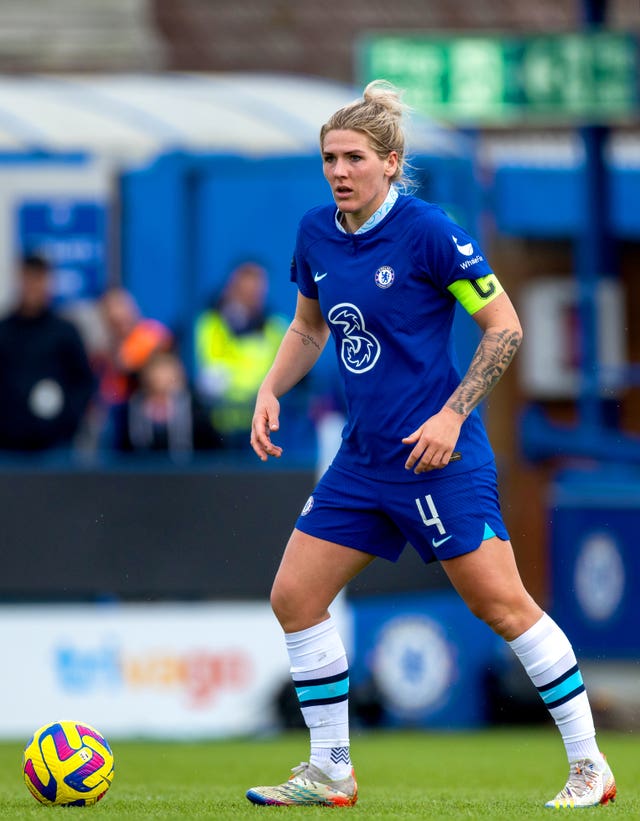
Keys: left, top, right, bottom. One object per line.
{"left": 447, "top": 328, "right": 522, "bottom": 416}
{"left": 290, "top": 326, "right": 320, "bottom": 350}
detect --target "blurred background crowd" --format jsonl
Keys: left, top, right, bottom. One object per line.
{"left": 0, "top": 251, "right": 299, "bottom": 460}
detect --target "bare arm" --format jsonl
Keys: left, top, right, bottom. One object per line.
{"left": 403, "top": 291, "right": 523, "bottom": 473}
{"left": 446, "top": 291, "right": 523, "bottom": 417}
{"left": 251, "top": 292, "right": 330, "bottom": 461}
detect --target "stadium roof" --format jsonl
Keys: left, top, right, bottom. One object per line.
{"left": 0, "top": 72, "right": 470, "bottom": 162}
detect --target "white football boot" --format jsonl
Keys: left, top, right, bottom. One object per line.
{"left": 545, "top": 756, "right": 616, "bottom": 809}
{"left": 246, "top": 762, "right": 357, "bottom": 806}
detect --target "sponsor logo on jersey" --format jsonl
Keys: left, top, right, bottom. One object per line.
{"left": 374, "top": 266, "right": 395, "bottom": 288}
{"left": 328, "top": 303, "right": 381, "bottom": 374}
{"left": 458, "top": 254, "right": 485, "bottom": 271}
{"left": 452, "top": 235, "right": 474, "bottom": 256}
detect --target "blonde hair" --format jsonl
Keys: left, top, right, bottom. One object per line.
{"left": 320, "top": 79, "right": 410, "bottom": 186}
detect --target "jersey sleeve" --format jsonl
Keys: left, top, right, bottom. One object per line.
{"left": 418, "top": 206, "right": 494, "bottom": 290}
{"left": 289, "top": 223, "right": 318, "bottom": 299}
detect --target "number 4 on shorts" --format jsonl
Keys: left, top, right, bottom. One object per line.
{"left": 415, "top": 494, "right": 446, "bottom": 535}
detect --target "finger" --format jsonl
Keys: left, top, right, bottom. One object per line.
{"left": 414, "top": 461, "right": 440, "bottom": 474}
{"left": 252, "top": 408, "right": 283, "bottom": 460}
{"left": 251, "top": 417, "right": 269, "bottom": 447}
{"left": 405, "top": 442, "right": 428, "bottom": 470}
{"left": 265, "top": 403, "right": 280, "bottom": 433}
{"left": 401, "top": 427, "right": 421, "bottom": 445}
{"left": 250, "top": 430, "right": 269, "bottom": 461}
{"left": 263, "top": 417, "right": 282, "bottom": 456}
{"left": 251, "top": 414, "right": 272, "bottom": 459}
{"left": 251, "top": 429, "right": 283, "bottom": 461}
{"left": 414, "top": 448, "right": 452, "bottom": 473}
{"left": 262, "top": 426, "right": 282, "bottom": 456}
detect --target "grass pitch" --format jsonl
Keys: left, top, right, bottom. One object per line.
{"left": 3, "top": 728, "right": 638, "bottom": 819}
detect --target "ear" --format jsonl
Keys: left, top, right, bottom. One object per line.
{"left": 384, "top": 151, "right": 399, "bottom": 179}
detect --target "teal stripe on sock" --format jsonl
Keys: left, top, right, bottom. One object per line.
{"left": 539, "top": 670, "right": 584, "bottom": 705}
{"left": 483, "top": 523, "right": 496, "bottom": 539}
{"left": 295, "top": 677, "right": 349, "bottom": 704}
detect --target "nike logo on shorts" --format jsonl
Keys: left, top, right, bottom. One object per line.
{"left": 314, "top": 271, "right": 328, "bottom": 282}
{"left": 432, "top": 534, "right": 452, "bottom": 548}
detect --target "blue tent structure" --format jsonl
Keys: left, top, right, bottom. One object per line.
{"left": 0, "top": 72, "right": 468, "bottom": 161}
{"left": 0, "top": 72, "right": 482, "bottom": 375}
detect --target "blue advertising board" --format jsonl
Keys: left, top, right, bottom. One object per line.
{"left": 17, "top": 200, "right": 108, "bottom": 303}
{"left": 549, "top": 468, "right": 640, "bottom": 658}
{"left": 350, "top": 591, "right": 503, "bottom": 729}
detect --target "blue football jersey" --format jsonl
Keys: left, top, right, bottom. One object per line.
{"left": 291, "top": 194, "right": 497, "bottom": 481}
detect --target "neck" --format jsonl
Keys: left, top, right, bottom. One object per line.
{"left": 339, "top": 211, "right": 356, "bottom": 234}
{"left": 340, "top": 185, "right": 394, "bottom": 234}
{"left": 341, "top": 208, "right": 372, "bottom": 234}
{"left": 18, "top": 305, "right": 46, "bottom": 318}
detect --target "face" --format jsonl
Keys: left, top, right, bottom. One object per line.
{"left": 224, "top": 265, "right": 267, "bottom": 315}
{"left": 101, "top": 290, "right": 138, "bottom": 338}
{"left": 19, "top": 267, "right": 51, "bottom": 315}
{"left": 142, "top": 355, "right": 185, "bottom": 397}
{"left": 322, "top": 129, "right": 398, "bottom": 232}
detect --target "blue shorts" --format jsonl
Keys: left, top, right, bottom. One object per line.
{"left": 294, "top": 460, "right": 509, "bottom": 564}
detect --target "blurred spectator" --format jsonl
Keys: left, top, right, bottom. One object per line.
{"left": 0, "top": 253, "right": 95, "bottom": 453}
{"left": 194, "top": 261, "right": 289, "bottom": 449}
{"left": 109, "top": 349, "right": 221, "bottom": 458}
{"left": 97, "top": 286, "right": 173, "bottom": 408}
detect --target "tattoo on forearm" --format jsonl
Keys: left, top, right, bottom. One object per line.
{"left": 290, "top": 327, "right": 320, "bottom": 350}
{"left": 447, "top": 328, "right": 522, "bottom": 416}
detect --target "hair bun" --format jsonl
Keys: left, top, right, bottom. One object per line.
{"left": 362, "top": 80, "right": 408, "bottom": 119}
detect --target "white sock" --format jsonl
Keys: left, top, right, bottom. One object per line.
{"left": 508, "top": 613, "right": 602, "bottom": 764}
{"left": 285, "top": 617, "right": 352, "bottom": 780}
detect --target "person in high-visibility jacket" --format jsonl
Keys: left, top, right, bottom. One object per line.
{"left": 195, "top": 261, "right": 288, "bottom": 448}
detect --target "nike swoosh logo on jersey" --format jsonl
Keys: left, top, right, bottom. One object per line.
{"left": 432, "top": 534, "right": 452, "bottom": 548}
{"left": 314, "top": 271, "right": 328, "bottom": 282}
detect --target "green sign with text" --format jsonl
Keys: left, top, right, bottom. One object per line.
{"left": 359, "top": 32, "right": 639, "bottom": 124}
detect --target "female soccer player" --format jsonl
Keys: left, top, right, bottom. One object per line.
{"left": 247, "top": 80, "right": 616, "bottom": 810}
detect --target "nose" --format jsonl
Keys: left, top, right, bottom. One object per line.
{"left": 332, "top": 157, "right": 348, "bottom": 178}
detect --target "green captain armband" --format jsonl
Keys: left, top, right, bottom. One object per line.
{"left": 447, "top": 274, "right": 504, "bottom": 315}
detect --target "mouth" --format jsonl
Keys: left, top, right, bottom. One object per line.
{"left": 334, "top": 186, "right": 353, "bottom": 200}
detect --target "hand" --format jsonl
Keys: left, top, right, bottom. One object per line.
{"left": 402, "top": 407, "right": 463, "bottom": 473}
{"left": 250, "top": 390, "right": 283, "bottom": 461}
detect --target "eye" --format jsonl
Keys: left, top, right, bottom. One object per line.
{"left": 350, "top": 154, "right": 363, "bottom": 162}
